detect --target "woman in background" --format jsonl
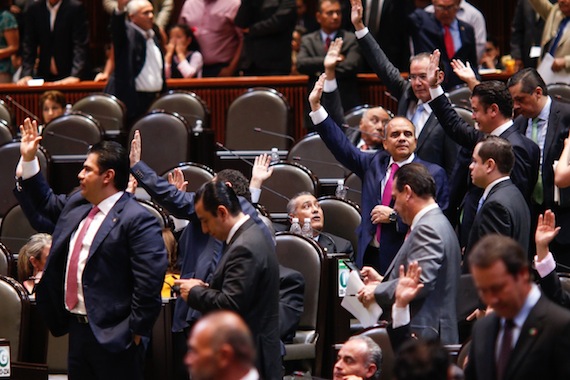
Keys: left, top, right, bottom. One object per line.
{"left": 17, "top": 233, "right": 52, "bottom": 295}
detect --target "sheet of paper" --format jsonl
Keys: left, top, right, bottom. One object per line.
{"left": 340, "top": 270, "right": 383, "bottom": 328}
{"left": 537, "top": 53, "right": 570, "bottom": 84}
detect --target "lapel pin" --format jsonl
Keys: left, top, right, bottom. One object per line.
{"left": 112, "top": 218, "right": 117, "bottom": 223}
{"left": 528, "top": 327, "right": 538, "bottom": 336}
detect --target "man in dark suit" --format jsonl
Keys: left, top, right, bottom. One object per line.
{"left": 287, "top": 192, "right": 354, "bottom": 255}
{"left": 18, "top": 0, "right": 89, "bottom": 85}
{"left": 465, "top": 234, "right": 570, "bottom": 380}
{"left": 465, "top": 136, "right": 531, "bottom": 270}
{"left": 309, "top": 74, "right": 449, "bottom": 274}
{"left": 104, "top": 0, "right": 166, "bottom": 124}
{"left": 350, "top": 0, "right": 459, "bottom": 177}
{"left": 508, "top": 68, "right": 570, "bottom": 264}
{"left": 175, "top": 181, "right": 281, "bottom": 380}
{"left": 15, "top": 119, "right": 167, "bottom": 379}
{"left": 426, "top": 50, "right": 540, "bottom": 251}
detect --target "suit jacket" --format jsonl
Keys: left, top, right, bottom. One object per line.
{"left": 511, "top": 0, "right": 551, "bottom": 69}
{"left": 16, "top": 173, "right": 167, "bottom": 353}
{"left": 357, "top": 31, "right": 459, "bottom": 176}
{"left": 539, "top": 270, "right": 570, "bottom": 309}
{"left": 234, "top": 0, "right": 296, "bottom": 74}
{"left": 465, "top": 294, "right": 570, "bottom": 380}
{"left": 513, "top": 99, "right": 570, "bottom": 244}
{"left": 465, "top": 179, "right": 531, "bottom": 269}
{"left": 297, "top": 29, "right": 361, "bottom": 112}
{"left": 314, "top": 115, "right": 449, "bottom": 269}
{"left": 374, "top": 207, "right": 461, "bottom": 344}
{"left": 130, "top": 160, "right": 272, "bottom": 332}
{"left": 317, "top": 231, "right": 354, "bottom": 257}
{"left": 21, "top": 0, "right": 89, "bottom": 80}
{"left": 408, "top": 9, "right": 478, "bottom": 90}
{"left": 188, "top": 218, "right": 281, "bottom": 380}
{"left": 530, "top": 0, "right": 570, "bottom": 70}
{"left": 105, "top": 11, "right": 167, "bottom": 121}
{"left": 278, "top": 265, "right": 304, "bottom": 343}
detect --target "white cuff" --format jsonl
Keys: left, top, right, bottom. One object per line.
{"left": 428, "top": 86, "right": 445, "bottom": 101}
{"left": 354, "top": 27, "right": 369, "bottom": 39}
{"left": 323, "top": 78, "right": 338, "bottom": 93}
{"left": 392, "top": 304, "right": 411, "bottom": 328}
{"left": 20, "top": 157, "right": 40, "bottom": 180}
{"left": 309, "top": 106, "right": 328, "bottom": 125}
{"left": 535, "top": 252, "right": 556, "bottom": 278}
{"left": 250, "top": 187, "right": 261, "bottom": 204}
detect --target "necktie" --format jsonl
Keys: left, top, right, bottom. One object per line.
{"left": 476, "top": 195, "right": 485, "bottom": 213}
{"left": 325, "top": 36, "right": 331, "bottom": 51}
{"left": 496, "top": 319, "right": 515, "bottom": 380}
{"left": 411, "top": 103, "right": 424, "bottom": 129}
{"left": 549, "top": 17, "right": 570, "bottom": 55}
{"left": 376, "top": 163, "right": 399, "bottom": 243}
{"left": 531, "top": 118, "right": 540, "bottom": 143}
{"left": 66, "top": 206, "right": 100, "bottom": 310}
{"left": 444, "top": 26, "right": 455, "bottom": 59}
{"left": 531, "top": 118, "right": 544, "bottom": 204}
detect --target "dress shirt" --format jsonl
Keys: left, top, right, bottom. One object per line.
{"left": 481, "top": 176, "right": 510, "bottom": 201}
{"left": 392, "top": 303, "right": 411, "bottom": 328}
{"left": 526, "top": 96, "right": 552, "bottom": 166}
{"left": 241, "top": 368, "right": 260, "bottom": 380}
{"left": 320, "top": 30, "right": 337, "bottom": 47}
{"left": 494, "top": 284, "right": 541, "bottom": 360}
{"left": 535, "top": 251, "right": 557, "bottom": 278}
{"left": 178, "top": 0, "right": 242, "bottom": 65}
{"left": 406, "top": 101, "right": 433, "bottom": 137}
{"left": 490, "top": 120, "right": 514, "bottom": 137}
{"left": 46, "top": 0, "right": 62, "bottom": 31}
{"left": 309, "top": 105, "right": 330, "bottom": 125}
{"left": 381, "top": 155, "right": 415, "bottom": 196}
{"left": 410, "top": 202, "right": 439, "bottom": 231}
{"left": 130, "top": 22, "right": 163, "bottom": 92}
{"left": 226, "top": 214, "right": 250, "bottom": 244}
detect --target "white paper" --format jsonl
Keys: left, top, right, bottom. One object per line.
{"left": 340, "top": 270, "right": 383, "bottom": 328}
{"left": 530, "top": 46, "right": 542, "bottom": 59}
{"left": 537, "top": 53, "right": 570, "bottom": 84}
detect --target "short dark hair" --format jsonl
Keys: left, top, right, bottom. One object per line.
{"left": 39, "top": 90, "right": 66, "bottom": 109}
{"left": 506, "top": 67, "right": 548, "bottom": 96}
{"left": 468, "top": 234, "right": 528, "bottom": 277}
{"left": 216, "top": 169, "right": 251, "bottom": 202}
{"left": 88, "top": 141, "right": 129, "bottom": 190}
{"left": 195, "top": 180, "right": 242, "bottom": 217}
{"left": 394, "top": 163, "right": 436, "bottom": 200}
{"left": 168, "top": 23, "right": 201, "bottom": 52}
{"left": 476, "top": 136, "right": 514, "bottom": 175}
{"left": 393, "top": 339, "right": 450, "bottom": 380}
{"left": 471, "top": 81, "right": 513, "bottom": 119}
{"left": 318, "top": 0, "right": 340, "bottom": 12}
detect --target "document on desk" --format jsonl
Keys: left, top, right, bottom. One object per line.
{"left": 341, "top": 270, "right": 383, "bottom": 328}
{"left": 538, "top": 53, "right": 570, "bottom": 84}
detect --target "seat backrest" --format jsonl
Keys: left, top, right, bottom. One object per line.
{"left": 456, "top": 274, "right": 479, "bottom": 321}
{"left": 288, "top": 133, "right": 350, "bottom": 183}
{"left": 136, "top": 199, "right": 174, "bottom": 231}
{"left": 317, "top": 196, "right": 361, "bottom": 253}
{"left": 258, "top": 162, "right": 319, "bottom": 221}
{"left": 41, "top": 112, "right": 103, "bottom": 156}
{"left": 558, "top": 272, "right": 570, "bottom": 295}
{"left": 0, "top": 275, "right": 30, "bottom": 362}
{"left": 356, "top": 327, "right": 395, "bottom": 380}
{"left": 344, "top": 172, "right": 362, "bottom": 208}
{"left": 128, "top": 111, "right": 191, "bottom": 175}
{"left": 344, "top": 104, "right": 371, "bottom": 130}
{"left": 0, "top": 142, "right": 49, "bottom": 218}
{"left": 0, "top": 99, "right": 14, "bottom": 129}
{"left": 547, "top": 83, "right": 570, "bottom": 103}
{"left": 150, "top": 90, "right": 210, "bottom": 129}
{"left": 447, "top": 85, "right": 472, "bottom": 109}
{"left": 452, "top": 106, "right": 475, "bottom": 128}
{"left": 0, "top": 242, "right": 12, "bottom": 276}
{"left": 161, "top": 162, "right": 215, "bottom": 193}
{"left": 0, "top": 120, "right": 12, "bottom": 147}
{"left": 225, "top": 87, "right": 292, "bottom": 150}
{"left": 72, "top": 93, "right": 126, "bottom": 138}
{"left": 0, "top": 205, "right": 39, "bottom": 256}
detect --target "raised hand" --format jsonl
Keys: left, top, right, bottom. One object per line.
{"left": 167, "top": 168, "right": 188, "bottom": 192}
{"left": 250, "top": 153, "right": 273, "bottom": 189}
{"left": 394, "top": 261, "right": 424, "bottom": 308}
{"left": 308, "top": 73, "right": 326, "bottom": 112}
{"left": 19, "top": 118, "right": 41, "bottom": 162}
{"left": 324, "top": 37, "right": 344, "bottom": 78}
{"left": 450, "top": 59, "right": 479, "bottom": 90}
{"left": 350, "top": 0, "right": 365, "bottom": 30}
{"left": 535, "top": 210, "right": 560, "bottom": 261}
{"left": 126, "top": 174, "right": 138, "bottom": 194}
{"left": 129, "top": 130, "right": 142, "bottom": 167}
{"left": 426, "top": 49, "right": 444, "bottom": 88}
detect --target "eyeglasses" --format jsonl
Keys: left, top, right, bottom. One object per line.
{"left": 434, "top": 4, "right": 458, "bottom": 12}
{"left": 321, "top": 10, "right": 341, "bottom": 16}
{"left": 408, "top": 74, "right": 428, "bottom": 82}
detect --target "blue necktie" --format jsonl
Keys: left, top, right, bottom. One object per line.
{"left": 550, "top": 17, "right": 570, "bottom": 55}
{"left": 477, "top": 196, "right": 485, "bottom": 213}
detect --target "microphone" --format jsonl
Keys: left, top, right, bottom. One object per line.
{"left": 44, "top": 131, "right": 92, "bottom": 147}
{"left": 291, "top": 156, "right": 348, "bottom": 171}
{"left": 215, "top": 142, "right": 290, "bottom": 202}
{"left": 5, "top": 95, "right": 41, "bottom": 122}
{"left": 253, "top": 128, "right": 296, "bottom": 144}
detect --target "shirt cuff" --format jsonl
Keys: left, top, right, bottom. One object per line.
{"left": 309, "top": 106, "right": 328, "bottom": 125}
{"left": 323, "top": 78, "right": 338, "bottom": 93}
{"left": 250, "top": 187, "right": 261, "bottom": 204}
{"left": 535, "top": 252, "right": 556, "bottom": 278}
{"left": 20, "top": 157, "right": 40, "bottom": 180}
{"left": 354, "top": 27, "right": 369, "bottom": 39}
{"left": 392, "top": 304, "right": 411, "bottom": 328}
{"left": 428, "top": 86, "right": 445, "bottom": 101}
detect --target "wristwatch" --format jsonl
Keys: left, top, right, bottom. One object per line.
{"left": 389, "top": 211, "right": 397, "bottom": 222}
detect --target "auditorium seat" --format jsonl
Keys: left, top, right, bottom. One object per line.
{"left": 317, "top": 196, "right": 361, "bottom": 254}
{"left": 0, "top": 242, "right": 12, "bottom": 276}
{"left": 161, "top": 162, "right": 215, "bottom": 193}
{"left": 150, "top": 90, "right": 210, "bottom": 129}
{"left": 354, "top": 326, "right": 395, "bottom": 380}
{"left": 344, "top": 172, "right": 362, "bottom": 208}
{"left": 0, "top": 275, "right": 30, "bottom": 362}
{"left": 72, "top": 93, "right": 126, "bottom": 142}
{"left": 344, "top": 104, "right": 371, "bottom": 131}
{"left": 447, "top": 85, "right": 472, "bottom": 110}
{"left": 136, "top": 199, "right": 174, "bottom": 231}
{"left": 0, "top": 120, "right": 12, "bottom": 147}
{"left": 453, "top": 105, "right": 475, "bottom": 128}
{"left": 0, "top": 99, "right": 14, "bottom": 131}
{"left": 547, "top": 83, "right": 570, "bottom": 103}
{"left": 0, "top": 205, "right": 38, "bottom": 256}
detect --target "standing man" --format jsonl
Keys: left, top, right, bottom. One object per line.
{"left": 465, "top": 136, "right": 531, "bottom": 268}
{"left": 15, "top": 119, "right": 167, "bottom": 379}
{"left": 18, "top": 0, "right": 89, "bottom": 85}
{"left": 105, "top": 0, "right": 166, "bottom": 124}
{"left": 175, "top": 181, "right": 281, "bottom": 380}
{"left": 465, "top": 234, "right": 570, "bottom": 380}
{"left": 358, "top": 163, "right": 461, "bottom": 345}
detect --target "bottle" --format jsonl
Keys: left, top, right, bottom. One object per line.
{"left": 270, "top": 147, "right": 280, "bottom": 163}
{"left": 289, "top": 217, "right": 302, "bottom": 235}
{"left": 193, "top": 119, "right": 203, "bottom": 133}
{"left": 335, "top": 179, "right": 347, "bottom": 199}
{"left": 65, "top": 103, "right": 73, "bottom": 115}
{"left": 302, "top": 218, "right": 313, "bottom": 239}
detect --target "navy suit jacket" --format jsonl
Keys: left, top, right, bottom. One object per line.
{"left": 314, "top": 114, "right": 449, "bottom": 268}
{"left": 16, "top": 173, "right": 167, "bottom": 353}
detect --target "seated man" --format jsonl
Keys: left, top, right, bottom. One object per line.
{"left": 333, "top": 335, "right": 382, "bottom": 380}
{"left": 287, "top": 191, "right": 354, "bottom": 255}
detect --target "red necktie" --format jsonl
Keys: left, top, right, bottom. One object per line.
{"left": 444, "top": 26, "right": 455, "bottom": 59}
{"left": 376, "top": 163, "right": 399, "bottom": 243}
{"left": 66, "top": 206, "right": 100, "bottom": 310}
{"left": 325, "top": 36, "right": 331, "bottom": 51}
{"left": 496, "top": 319, "right": 515, "bottom": 380}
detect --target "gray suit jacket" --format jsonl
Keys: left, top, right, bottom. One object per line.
{"left": 374, "top": 206, "right": 461, "bottom": 344}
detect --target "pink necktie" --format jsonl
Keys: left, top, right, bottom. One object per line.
{"left": 444, "top": 26, "right": 455, "bottom": 59}
{"left": 376, "top": 163, "right": 399, "bottom": 243}
{"left": 66, "top": 206, "right": 99, "bottom": 310}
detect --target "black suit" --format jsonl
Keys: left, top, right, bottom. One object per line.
{"left": 188, "top": 217, "right": 281, "bottom": 380}
{"left": 21, "top": 0, "right": 89, "bottom": 80}
{"left": 317, "top": 231, "right": 354, "bottom": 257}
{"left": 278, "top": 265, "right": 304, "bottom": 343}
{"left": 465, "top": 294, "right": 570, "bottom": 380}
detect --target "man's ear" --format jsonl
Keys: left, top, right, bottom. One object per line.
{"left": 102, "top": 168, "right": 115, "bottom": 185}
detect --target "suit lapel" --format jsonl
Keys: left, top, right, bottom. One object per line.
{"left": 416, "top": 114, "right": 437, "bottom": 150}
{"left": 545, "top": 104, "right": 561, "bottom": 171}
{"left": 52, "top": 203, "right": 92, "bottom": 256}
{"left": 88, "top": 194, "right": 128, "bottom": 259}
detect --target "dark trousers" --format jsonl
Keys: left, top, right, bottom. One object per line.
{"left": 67, "top": 317, "right": 146, "bottom": 380}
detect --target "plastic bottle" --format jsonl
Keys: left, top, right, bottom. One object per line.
{"left": 289, "top": 217, "right": 302, "bottom": 235}
{"left": 193, "top": 119, "right": 203, "bottom": 133}
{"left": 270, "top": 147, "right": 280, "bottom": 163}
{"left": 302, "top": 218, "right": 313, "bottom": 239}
{"left": 335, "top": 179, "right": 347, "bottom": 199}
{"left": 65, "top": 104, "right": 73, "bottom": 115}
